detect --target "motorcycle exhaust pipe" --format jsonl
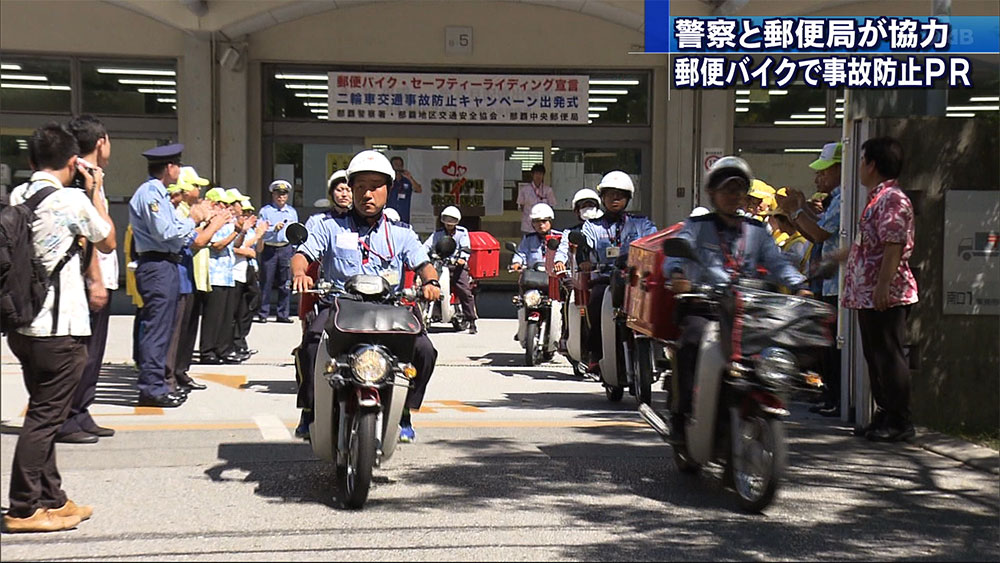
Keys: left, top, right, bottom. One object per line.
{"left": 638, "top": 402, "right": 672, "bottom": 442}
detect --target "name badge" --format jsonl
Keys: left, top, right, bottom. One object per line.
{"left": 398, "top": 193, "right": 406, "bottom": 200}
{"left": 336, "top": 232, "right": 359, "bottom": 250}
{"left": 605, "top": 246, "right": 620, "bottom": 259}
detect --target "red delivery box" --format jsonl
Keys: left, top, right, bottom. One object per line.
{"left": 624, "top": 223, "right": 684, "bottom": 342}
{"left": 467, "top": 231, "right": 500, "bottom": 279}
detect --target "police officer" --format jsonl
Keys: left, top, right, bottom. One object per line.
{"left": 554, "top": 171, "right": 657, "bottom": 370}
{"left": 291, "top": 150, "right": 441, "bottom": 443}
{"left": 129, "top": 144, "right": 213, "bottom": 408}
{"left": 511, "top": 203, "right": 560, "bottom": 271}
{"left": 423, "top": 206, "right": 478, "bottom": 334}
{"left": 553, "top": 188, "right": 602, "bottom": 270}
{"left": 664, "top": 156, "right": 812, "bottom": 444}
{"left": 257, "top": 180, "right": 299, "bottom": 323}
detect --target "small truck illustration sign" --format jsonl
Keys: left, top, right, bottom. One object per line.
{"left": 959, "top": 231, "right": 1000, "bottom": 261}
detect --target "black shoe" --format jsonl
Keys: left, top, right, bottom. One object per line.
{"left": 177, "top": 377, "right": 207, "bottom": 391}
{"left": 468, "top": 323, "right": 478, "bottom": 335}
{"left": 809, "top": 402, "right": 835, "bottom": 414}
{"left": 255, "top": 317, "right": 268, "bottom": 324}
{"left": 246, "top": 349, "right": 259, "bottom": 356}
{"left": 173, "top": 386, "right": 190, "bottom": 397}
{"left": 199, "top": 353, "right": 223, "bottom": 365}
{"left": 275, "top": 317, "right": 294, "bottom": 324}
{"left": 868, "top": 423, "right": 916, "bottom": 443}
{"left": 82, "top": 423, "right": 115, "bottom": 438}
{"left": 818, "top": 404, "right": 840, "bottom": 417}
{"left": 222, "top": 352, "right": 245, "bottom": 364}
{"left": 55, "top": 431, "right": 99, "bottom": 444}
{"left": 138, "top": 393, "right": 184, "bottom": 408}
{"left": 853, "top": 409, "right": 889, "bottom": 437}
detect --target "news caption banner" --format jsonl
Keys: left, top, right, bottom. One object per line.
{"left": 642, "top": 7, "right": 1000, "bottom": 89}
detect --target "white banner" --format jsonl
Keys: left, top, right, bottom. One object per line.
{"left": 401, "top": 149, "right": 506, "bottom": 233}
{"left": 943, "top": 190, "right": 1000, "bottom": 315}
{"left": 328, "top": 72, "right": 589, "bottom": 125}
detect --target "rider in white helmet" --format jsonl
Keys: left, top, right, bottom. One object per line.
{"left": 290, "top": 149, "right": 441, "bottom": 443}
{"left": 664, "top": 155, "right": 812, "bottom": 445}
{"left": 422, "top": 205, "right": 478, "bottom": 334}
{"left": 511, "top": 202, "right": 559, "bottom": 271}
{"left": 555, "top": 171, "right": 657, "bottom": 371}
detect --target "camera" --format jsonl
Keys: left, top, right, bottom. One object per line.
{"left": 69, "top": 157, "right": 98, "bottom": 191}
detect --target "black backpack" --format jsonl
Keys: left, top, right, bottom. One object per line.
{"left": 0, "top": 185, "right": 81, "bottom": 335}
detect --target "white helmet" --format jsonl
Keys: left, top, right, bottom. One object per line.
{"left": 529, "top": 202, "right": 554, "bottom": 221}
{"left": 571, "top": 188, "right": 600, "bottom": 208}
{"left": 327, "top": 169, "right": 349, "bottom": 187}
{"left": 596, "top": 171, "right": 635, "bottom": 195}
{"left": 690, "top": 206, "right": 711, "bottom": 217}
{"left": 440, "top": 205, "right": 462, "bottom": 223}
{"left": 383, "top": 207, "right": 401, "bottom": 222}
{"left": 346, "top": 150, "right": 395, "bottom": 184}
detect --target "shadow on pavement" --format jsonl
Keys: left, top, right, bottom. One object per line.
{"left": 92, "top": 365, "right": 141, "bottom": 407}
{"left": 466, "top": 391, "right": 639, "bottom": 413}
{"left": 240, "top": 380, "right": 298, "bottom": 395}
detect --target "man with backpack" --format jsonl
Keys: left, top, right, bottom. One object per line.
{"left": 1, "top": 123, "right": 116, "bottom": 533}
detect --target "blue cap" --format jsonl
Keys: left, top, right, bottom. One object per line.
{"left": 142, "top": 143, "right": 184, "bottom": 164}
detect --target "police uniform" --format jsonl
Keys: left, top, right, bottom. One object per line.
{"left": 423, "top": 225, "right": 477, "bottom": 325}
{"left": 294, "top": 210, "right": 439, "bottom": 419}
{"left": 578, "top": 212, "right": 657, "bottom": 361}
{"left": 128, "top": 144, "right": 195, "bottom": 405}
{"left": 387, "top": 175, "right": 415, "bottom": 223}
{"left": 257, "top": 181, "right": 299, "bottom": 322}
{"left": 664, "top": 212, "right": 806, "bottom": 426}
{"left": 513, "top": 230, "right": 562, "bottom": 269}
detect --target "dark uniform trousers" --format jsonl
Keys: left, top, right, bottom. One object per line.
{"left": 59, "top": 293, "right": 113, "bottom": 435}
{"left": 451, "top": 265, "right": 478, "bottom": 321}
{"left": 858, "top": 305, "right": 912, "bottom": 428}
{"left": 7, "top": 333, "right": 86, "bottom": 518}
{"left": 165, "top": 291, "right": 195, "bottom": 390}
{"left": 135, "top": 258, "right": 179, "bottom": 398}
{"left": 819, "top": 294, "right": 842, "bottom": 408}
{"left": 174, "top": 290, "right": 206, "bottom": 380}
{"left": 259, "top": 244, "right": 294, "bottom": 319}
{"left": 233, "top": 266, "right": 260, "bottom": 352}
{"left": 294, "top": 304, "right": 438, "bottom": 414}
{"left": 200, "top": 285, "right": 239, "bottom": 359}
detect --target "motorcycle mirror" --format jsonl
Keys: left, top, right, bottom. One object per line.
{"left": 568, "top": 230, "right": 587, "bottom": 246}
{"left": 546, "top": 237, "right": 561, "bottom": 251}
{"left": 434, "top": 235, "right": 458, "bottom": 258}
{"left": 505, "top": 241, "right": 519, "bottom": 253}
{"left": 284, "top": 222, "right": 309, "bottom": 246}
{"left": 662, "top": 237, "right": 699, "bottom": 263}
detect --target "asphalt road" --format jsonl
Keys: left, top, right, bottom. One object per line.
{"left": 1, "top": 318, "right": 997, "bottom": 561}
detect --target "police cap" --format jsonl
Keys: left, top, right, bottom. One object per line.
{"left": 142, "top": 143, "right": 184, "bottom": 165}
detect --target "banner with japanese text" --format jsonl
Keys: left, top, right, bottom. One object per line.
{"left": 328, "top": 72, "right": 589, "bottom": 124}
{"left": 399, "top": 149, "right": 506, "bottom": 233}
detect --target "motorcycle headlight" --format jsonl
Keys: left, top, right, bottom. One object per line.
{"left": 755, "top": 347, "right": 798, "bottom": 388}
{"left": 523, "top": 289, "right": 543, "bottom": 308}
{"left": 350, "top": 346, "right": 391, "bottom": 385}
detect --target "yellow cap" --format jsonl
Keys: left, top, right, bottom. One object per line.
{"left": 168, "top": 166, "right": 209, "bottom": 193}
{"left": 205, "top": 187, "right": 237, "bottom": 204}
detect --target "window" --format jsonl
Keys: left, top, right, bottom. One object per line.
{"left": 551, "top": 147, "right": 641, "bottom": 209}
{"left": 0, "top": 57, "right": 72, "bottom": 113}
{"left": 81, "top": 60, "right": 177, "bottom": 116}
{"left": 735, "top": 85, "right": 829, "bottom": 127}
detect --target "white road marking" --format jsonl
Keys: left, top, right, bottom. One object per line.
{"left": 254, "top": 414, "right": 292, "bottom": 441}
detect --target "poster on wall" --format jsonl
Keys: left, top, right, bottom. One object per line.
{"left": 328, "top": 72, "right": 589, "bottom": 125}
{"left": 325, "top": 153, "right": 353, "bottom": 179}
{"left": 397, "top": 149, "right": 506, "bottom": 233}
{"left": 942, "top": 190, "right": 1000, "bottom": 315}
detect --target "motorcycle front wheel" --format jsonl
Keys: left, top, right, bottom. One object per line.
{"left": 336, "top": 410, "right": 378, "bottom": 509}
{"left": 729, "top": 415, "right": 786, "bottom": 513}
{"left": 524, "top": 323, "right": 538, "bottom": 366}
{"left": 604, "top": 385, "right": 624, "bottom": 402}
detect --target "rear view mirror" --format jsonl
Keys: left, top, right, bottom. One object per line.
{"left": 662, "top": 237, "right": 698, "bottom": 263}
{"left": 546, "top": 237, "right": 561, "bottom": 251}
{"left": 505, "top": 241, "right": 519, "bottom": 253}
{"left": 568, "top": 231, "right": 587, "bottom": 246}
{"left": 434, "top": 235, "right": 457, "bottom": 258}
{"left": 285, "top": 222, "right": 308, "bottom": 246}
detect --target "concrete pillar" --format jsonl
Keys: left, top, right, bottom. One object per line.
{"left": 178, "top": 34, "right": 213, "bottom": 177}
{"left": 697, "top": 89, "right": 734, "bottom": 203}
{"left": 663, "top": 88, "right": 698, "bottom": 226}
{"left": 218, "top": 42, "right": 249, "bottom": 192}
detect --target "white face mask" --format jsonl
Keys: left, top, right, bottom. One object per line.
{"left": 579, "top": 207, "right": 603, "bottom": 221}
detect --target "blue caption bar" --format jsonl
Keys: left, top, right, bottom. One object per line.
{"left": 644, "top": 15, "right": 999, "bottom": 54}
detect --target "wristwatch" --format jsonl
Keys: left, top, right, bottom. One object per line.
{"left": 425, "top": 279, "right": 441, "bottom": 288}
